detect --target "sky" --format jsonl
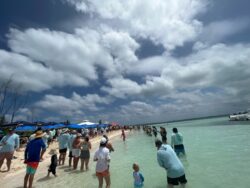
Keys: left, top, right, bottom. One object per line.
{"left": 1, "top": 0, "right": 250, "bottom": 124}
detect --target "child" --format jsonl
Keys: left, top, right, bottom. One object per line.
{"left": 132, "top": 163, "right": 144, "bottom": 187}
{"left": 47, "top": 149, "right": 58, "bottom": 177}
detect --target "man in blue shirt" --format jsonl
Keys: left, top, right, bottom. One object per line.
{"left": 58, "top": 129, "right": 70, "bottom": 165}
{"left": 0, "top": 128, "right": 20, "bottom": 172}
{"left": 155, "top": 139, "right": 187, "bottom": 188}
{"left": 24, "top": 129, "right": 46, "bottom": 188}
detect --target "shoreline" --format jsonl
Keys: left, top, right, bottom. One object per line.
{"left": 0, "top": 130, "right": 125, "bottom": 187}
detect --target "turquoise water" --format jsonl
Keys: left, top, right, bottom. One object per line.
{"left": 7, "top": 116, "right": 250, "bottom": 188}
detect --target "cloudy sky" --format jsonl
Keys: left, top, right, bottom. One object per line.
{"left": 1, "top": 0, "right": 250, "bottom": 124}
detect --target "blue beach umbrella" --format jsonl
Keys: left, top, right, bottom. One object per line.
{"left": 41, "top": 125, "right": 55, "bottom": 130}
{"left": 67, "top": 124, "right": 83, "bottom": 129}
{"left": 15, "top": 125, "right": 37, "bottom": 132}
{"left": 53, "top": 124, "right": 66, "bottom": 129}
{"left": 84, "top": 124, "right": 99, "bottom": 128}
{"left": 98, "top": 124, "right": 109, "bottom": 128}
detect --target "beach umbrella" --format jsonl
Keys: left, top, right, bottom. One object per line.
{"left": 41, "top": 125, "right": 55, "bottom": 130}
{"left": 83, "top": 124, "right": 98, "bottom": 128}
{"left": 15, "top": 125, "right": 37, "bottom": 132}
{"left": 67, "top": 124, "right": 83, "bottom": 129}
{"left": 98, "top": 124, "right": 109, "bottom": 128}
{"left": 53, "top": 124, "right": 66, "bottom": 129}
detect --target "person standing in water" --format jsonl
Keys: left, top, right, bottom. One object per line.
{"left": 160, "top": 127, "right": 167, "bottom": 143}
{"left": 152, "top": 126, "right": 158, "bottom": 137}
{"left": 121, "top": 128, "right": 126, "bottom": 141}
{"left": 155, "top": 139, "right": 187, "bottom": 188}
{"left": 132, "top": 163, "right": 144, "bottom": 188}
{"left": 171, "top": 128, "right": 186, "bottom": 157}
{"left": 94, "top": 137, "right": 111, "bottom": 188}
{"left": 103, "top": 135, "right": 114, "bottom": 153}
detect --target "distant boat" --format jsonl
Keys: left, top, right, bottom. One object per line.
{"left": 229, "top": 111, "right": 250, "bottom": 121}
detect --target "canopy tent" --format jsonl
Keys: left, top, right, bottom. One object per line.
{"left": 82, "top": 124, "right": 98, "bottom": 128}
{"left": 42, "top": 124, "right": 66, "bottom": 130}
{"left": 15, "top": 125, "right": 37, "bottom": 132}
{"left": 67, "top": 124, "right": 83, "bottom": 129}
{"left": 53, "top": 124, "right": 66, "bottom": 129}
{"left": 41, "top": 125, "right": 56, "bottom": 130}
{"left": 98, "top": 124, "right": 109, "bottom": 128}
{"left": 78, "top": 120, "right": 96, "bottom": 126}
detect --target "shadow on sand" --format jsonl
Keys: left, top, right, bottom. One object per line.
{"left": 58, "top": 165, "right": 70, "bottom": 169}
{"left": 37, "top": 176, "right": 54, "bottom": 182}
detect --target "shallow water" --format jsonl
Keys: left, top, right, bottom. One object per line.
{"left": 10, "top": 116, "right": 250, "bottom": 188}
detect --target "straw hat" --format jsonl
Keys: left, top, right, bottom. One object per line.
{"left": 35, "top": 130, "right": 44, "bottom": 138}
{"left": 62, "top": 128, "right": 69, "bottom": 134}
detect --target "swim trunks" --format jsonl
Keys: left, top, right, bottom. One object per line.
{"left": 26, "top": 162, "right": 39, "bottom": 175}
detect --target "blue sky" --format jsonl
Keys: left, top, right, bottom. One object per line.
{"left": 1, "top": 0, "right": 250, "bottom": 124}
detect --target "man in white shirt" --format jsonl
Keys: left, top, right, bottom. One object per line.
{"left": 155, "top": 139, "right": 187, "bottom": 188}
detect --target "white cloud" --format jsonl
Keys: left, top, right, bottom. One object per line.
{"left": 36, "top": 93, "right": 111, "bottom": 119}
{"left": 200, "top": 18, "right": 250, "bottom": 43}
{"left": 5, "top": 27, "right": 141, "bottom": 91}
{"left": 66, "top": 0, "right": 206, "bottom": 49}
{"left": 101, "top": 77, "right": 141, "bottom": 98}
{"left": 8, "top": 28, "right": 105, "bottom": 83}
{"left": 101, "top": 43, "right": 250, "bottom": 105}
{"left": 126, "top": 55, "right": 176, "bottom": 76}
{"left": 0, "top": 50, "right": 67, "bottom": 91}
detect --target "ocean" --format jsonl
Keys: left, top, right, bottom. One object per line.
{"left": 4, "top": 116, "right": 250, "bottom": 188}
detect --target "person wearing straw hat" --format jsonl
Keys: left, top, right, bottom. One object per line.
{"left": 24, "top": 129, "right": 46, "bottom": 188}
{"left": 0, "top": 128, "right": 20, "bottom": 172}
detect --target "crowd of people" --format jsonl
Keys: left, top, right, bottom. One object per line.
{"left": 0, "top": 124, "right": 187, "bottom": 188}
{"left": 143, "top": 125, "right": 187, "bottom": 187}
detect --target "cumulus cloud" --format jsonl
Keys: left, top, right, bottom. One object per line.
{"left": 101, "top": 43, "right": 250, "bottom": 105}
{"left": 8, "top": 28, "right": 106, "bottom": 84}
{"left": 66, "top": 0, "right": 206, "bottom": 49}
{"left": 101, "top": 77, "right": 141, "bottom": 98}
{"left": 0, "top": 50, "right": 67, "bottom": 91}
{"left": 1, "top": 0, "right": 250, "bottom": 123}
{"left": 36, "top": 93, "right": 111, "bottom": 119}
{"left": 1, "top": 27, "right": 141, "bottom": 91}
{"left": 200, "top": 18, "right": 250, "bottom": 44}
